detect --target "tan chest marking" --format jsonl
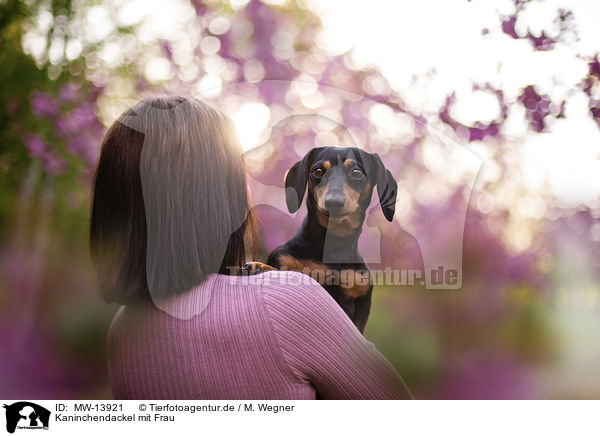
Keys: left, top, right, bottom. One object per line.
{"left": 339, "top": 269, "right": 372, "bottom": 298}
{"left": 278, "top": 254, "right": 330, "bottom": 285}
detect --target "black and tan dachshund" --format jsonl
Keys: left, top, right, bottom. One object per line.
{"left": 244, "top": 146, "right": 397, "bottom": 333}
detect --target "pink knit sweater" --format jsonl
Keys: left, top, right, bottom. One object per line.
{"left": 107, "top": 271, "right": 412, "bottom": 399}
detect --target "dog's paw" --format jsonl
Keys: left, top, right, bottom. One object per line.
{"left": 239, "top": 261, "right": 277, "bottom": 275}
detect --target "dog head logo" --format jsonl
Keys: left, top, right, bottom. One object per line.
{"left": 3, "top": 402, "right": 50, "bottom": 433}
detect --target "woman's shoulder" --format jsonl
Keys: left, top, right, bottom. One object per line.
{"left": 216, "top": 269, "right": 336, "bottom": 310}
{"left": 248, "top": 270, "right": 329, "bottom": 298}
{"left": 260, "top": 269, "right": 322, "bottom": 288}
{"left": 218, "top": 270, "right": 323, "bottom": 292}
{"left": 251, "top": 270, "right": 349, "bottom": 323}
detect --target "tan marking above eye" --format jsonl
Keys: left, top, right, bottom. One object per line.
{"left": 343, "top": 159, "right": 355, "bottom": 168}
{"left": 322, "top": 160, "right": 331, "bottom": 170}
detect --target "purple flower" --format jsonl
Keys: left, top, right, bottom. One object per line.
{"left": 43, "top": 153, "right": 68, "bottom": 175}
{"left": 30, "top": 91, "right": 59, "bottom": 118}
{"left": 499, "top": 6, "right": 567, "bottom": 52}
{"left": 590, "top": 57, "right": 600, "bottom": 79}
{"left": 24, "top": 135, "right": 47, "bottom": 158}
{"left": 190, "top": 0, "right": 207, "bottom": 16}
{"left": 517, "top": 85, "right": 560, "bottom": 132}
{"left": 58, "top": 83, "right": 79, "bottom": 103}
{"left": 72, "top": 104, "right": 97, "bottom": 126}
{"left": 66, "top": 137, "right": 87, "bottom": 154}
{"left": 591, "top": 105, "right": 600, "bottom": 122}
{"left": 439, "top": 89, "right": 506, "bottom": 140}
{"left": 531, "top": 32, "right": 555, "bottom": 51}
{"left": 501, "top": 16, "right": 519, "bottom": 39}
{"left": 161, "top": 40, "right": 173, "bottom": 61}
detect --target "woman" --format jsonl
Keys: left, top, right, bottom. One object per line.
{"left": 90, "top": 95, "right": 412, "bottom": 400}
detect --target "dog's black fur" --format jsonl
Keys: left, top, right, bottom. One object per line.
{"left": 245, "top": 147, "right": 397, "bottom": 333}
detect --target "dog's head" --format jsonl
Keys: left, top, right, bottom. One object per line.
{"left": 285, "top": 147, "right": 397, "bottom": 233}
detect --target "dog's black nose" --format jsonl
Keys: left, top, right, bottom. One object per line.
{"left": 325, "top": 195, "right": 345, "bottom": 213}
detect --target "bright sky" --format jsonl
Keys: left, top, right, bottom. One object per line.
{"left": 26, "top": 0, "right": 600, "bottom": 208}
{"left": 313, "top": 0, "right": 600, "bottom": 208}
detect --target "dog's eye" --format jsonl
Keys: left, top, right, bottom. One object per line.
{"left": 312, "top": 168, "right": 324, "bottom": 177}
{"left": 350, "top": 168, "right": 364, "bottom": 179}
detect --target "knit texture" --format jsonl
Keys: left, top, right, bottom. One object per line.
{"left": 107, "top": 270, "right": 413, "bottom": 399}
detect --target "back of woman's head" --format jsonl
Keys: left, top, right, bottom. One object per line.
{"left": 90, "top": 95, "right": 251, "bottom": 305}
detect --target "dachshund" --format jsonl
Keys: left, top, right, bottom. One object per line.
{"left": 243, "top": 147, "right": 397, "bottom": 333}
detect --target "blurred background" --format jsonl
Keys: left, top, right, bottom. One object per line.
{"left": 1, "top": 0, "right": 600, "bottom": 399}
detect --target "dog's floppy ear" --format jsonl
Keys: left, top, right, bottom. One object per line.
{"left": 285, "top": 148, "right": 318, "bottom": 213}
{"left": 372, "top": 153, "right": 397, "bottom": 221}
